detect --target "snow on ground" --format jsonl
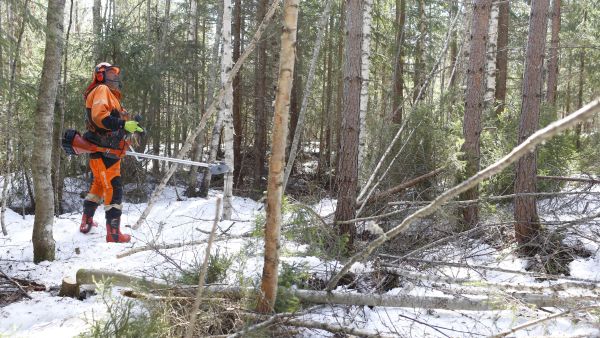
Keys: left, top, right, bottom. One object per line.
{"left": 1, "top": 183, "right": 600, "bottom": 337}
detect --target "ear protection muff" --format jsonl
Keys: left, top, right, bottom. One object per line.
{"left": 95, "top": 66, "right": 106, "bottom": 82}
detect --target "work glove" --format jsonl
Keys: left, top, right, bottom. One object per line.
{"left": 124, "top": 120, "right": 144, "bottom": 133}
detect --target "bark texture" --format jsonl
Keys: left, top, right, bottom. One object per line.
{"left": 460, "top": 0, "right": 492, "bottom": 228}
{"left": 32, "top": 0, "right": 66, "bottom": 263}
{"left": 392, "top": 0, "right": 406, "bottom": 123}
{"left": 546, "top": 0, "right": 561, "bottom": 106}
{"left": 484, "top": 0, "right": 499, "bottom": 104}
{"left": 494, "top": 0, "right": 509, "bottom": 116}
{"left": 256, "top": 0, "right": 298, "bottom": 313}
{"left": 514, "top": 0, "right": 549, "bottom": 248}
{"left": 358, "top": 0, "right": 372, "bottom": 174}
{"left": 221, "top": 0, "right": 235, "bottom": 219}
{"left": 253, "top": 0, "right": 269, "bottom": 189}
{"left": 334, "top": 0, "right": 363, "bottom": 250}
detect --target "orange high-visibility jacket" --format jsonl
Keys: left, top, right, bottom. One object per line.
{"left": 85, "top": 84, "right": 129, "bottom": 132}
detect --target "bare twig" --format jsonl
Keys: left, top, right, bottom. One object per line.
{"left": 0, "top": 269, "right": 32, "bottom": 299}
{"left": 490, "top": 305, "right": 600, "bottom": 338}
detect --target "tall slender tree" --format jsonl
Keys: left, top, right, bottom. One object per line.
{"left": 392, "top": 0, "right": 406, "bottom": 123}
{"left": 494, "top": 0, "right": 509, "bottom": 117}
{"left": 412, "top": 0, "right": 426, "bottom": 102}
{"left": 232, "top": 0, "right": 243, "bottom": 186}
{"left": 546, "top": 0, "right": 561, "bottom": 106}
{"left": 253, "top": 0, "right": 269, "bottom": 190}
{"left": 257, "top": 0, "right": 299, "bottom": 313}
{"left": 514, "top": 0, "right": 550, "bottom": 249}
{"left": 358, "top": 0, "right": 373, "bottom": 178}
{"left": 460, "top": 0, "right": 492, "bottom": 229}
{"left": 334, "top": 0, "right": 363, "bottom": 250}
{"left": 32, "top": 0, "right": 66, "bottom": 263}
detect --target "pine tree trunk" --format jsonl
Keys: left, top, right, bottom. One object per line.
{"left": 514, "top": 0, "right": 549, "bottom": 249}
{"left": 392, "top": 0, "right": 406, "bottom": 124}
{"left": 494, "top": 0, "right": 509, "bottom": 117}
{"left": 459, "top": 0, "right": 492, "bottom": 229}
{"left": 447, "top": 0, "right": 459, "bottom": 90}
{"left": 232, "top": 0, "right": 243, "bottom": 187}
{"left": 32, "top": 0, "right": 66, "bottom": 263}
{"left": 412, "top": 0, "right": 426, "bottom": 102}
{"left": 92, "top": 0, "right": 102, "bottom": 63}
{"left": 358, "top": 0, "right": 373, "bottom": 180}
{"left": 257, "top": 0, "right": 299, "bottom": 313}
{"left": 253, "top": 0, "right": 269, "bottom": 190}
{"left": 546, "top": 0, "right": 560, "bottom": 106}
{"left": 334, "top": 0, "right": 362, "bottom": 251}
{"left": 484, "top": 0, "right": 499, "bottom": 105}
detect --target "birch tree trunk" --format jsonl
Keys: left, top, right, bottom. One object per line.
{"left": 334, "top": 0, "right": 363, "bottom": 251}
{"left": 484, "top": 0, "right": 499, "bottom": 105}
{"left": 494, "top": 0, "right": 509, "bottom": 117}
{"left": 546, "top": 0, "right": 561, "bottom": 106}
{"left": 358, "top": 0, "right": 373, "bottom": 182}
{"left": 257, "top": 0, "right": 298, "bottom": 313}
{"left": 220, "top": 0, "right": 234, "bottom": 219}
{"left": 459, "top": 0, "right": 492, "bottom": 229}
{"left": 514, "top": 0, "right": 549, "bottom": 249}
{"left": 32, "top": 0, "right": 65, "bottom": 263}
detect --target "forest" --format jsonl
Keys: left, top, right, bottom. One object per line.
{"left": 1, "top": 0, "right": 600, "bottom": 336}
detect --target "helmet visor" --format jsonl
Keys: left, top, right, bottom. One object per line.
{"left": 105, "top": 66, "right": 122, "bottom": 91}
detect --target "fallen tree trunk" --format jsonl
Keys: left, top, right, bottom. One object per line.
{"left": 75, "top": 269, "right": 599, "bottom": 311}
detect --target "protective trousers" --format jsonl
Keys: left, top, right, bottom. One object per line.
{"left": 83, "top": 155, "right": 123, "bottom": 225}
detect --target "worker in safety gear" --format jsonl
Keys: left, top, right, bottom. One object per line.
{"left": 79, "top": 62, "right": 143, "bottom": 243}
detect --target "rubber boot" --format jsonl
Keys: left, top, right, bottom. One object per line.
{"left": 80, "top": 200, "right": 99, "bottom": 234}
{"left": 80, "top": 214, "right": 99, "bottom": 234}
{"left": 106, "top": 216, "right": 131, "bottom": 243}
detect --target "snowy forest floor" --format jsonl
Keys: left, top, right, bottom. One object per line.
{"left": 1, "top": 179, "right": 600, "bottom": 337}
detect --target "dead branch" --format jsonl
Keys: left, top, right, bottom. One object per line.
{"left": 389, "top": 191, "right": 600, "bottom": 207}
{"left": 185, "top": 198, "right": 222, "bottom": 338}
{"left": 0, "top": 269, "right": 32, "bottom": 299}
{"left": 358, "top": 167, "right": 445, "bottom": 207}
{"left": 490, "top": 305, "right": 600, "bottom": 338}
{"left": 116, "top": 233, "right": 250, "bottom": 259}
{"left": 283, "top": 318, "right": 395, "bottom": 338}
{"left": 538, "top": 175, "right": 600, "bottom": 184}
{"left": 325, "top": 98, "right": 600, "bottom": 291}
{"left": 380, "top": 256, "right": 600, "bottom": 285}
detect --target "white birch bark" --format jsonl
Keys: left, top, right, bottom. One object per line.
{"left": 220, "top": 0, "right": 234, "bottom": 219}
{"left": 358, "top": 0, "right": 373, "bottom": 183}
{"left": 484, "top": 0, "right": 499, "bottom": 104}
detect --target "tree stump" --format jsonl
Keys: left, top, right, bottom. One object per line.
{"left": 58, "top": 277, "right": 79, "bottom": 298}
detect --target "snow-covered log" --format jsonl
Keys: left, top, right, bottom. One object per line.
{"left": 76, "top": 269, "right": 598, "bottom": 311}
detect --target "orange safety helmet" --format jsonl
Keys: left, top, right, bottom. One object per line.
{"left": 84, "top": 62, "right": 123, "bottom": 98}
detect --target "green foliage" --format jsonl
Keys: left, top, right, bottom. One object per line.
{"left": 274, "top": 262, "right": 311, "bottom": 313}
{"left": 179, "top": 249, "right": 234, "bottom": 285}
{"left": 79, "top": 283, "right": 170, "bottom": 338}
